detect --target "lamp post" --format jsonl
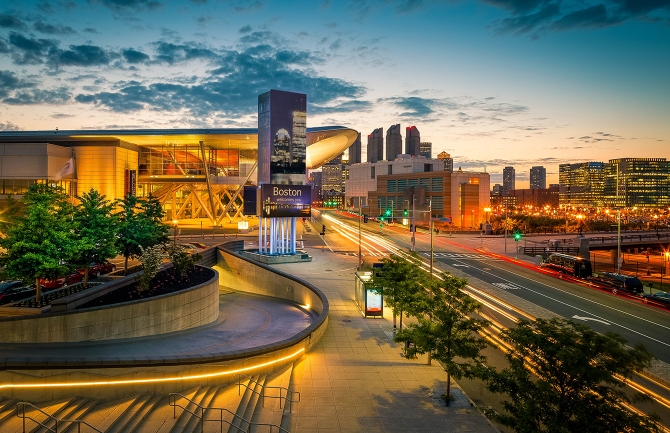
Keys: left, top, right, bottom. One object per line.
{"left": 577, "top": 214, "right": 584, "bottom": 235}
{"left": 504, "top": 199, "right": 508, "bottom": 252}
{"left": 411, "top": 195, "right": 416, "bottom": 252}
{"left": 655, "top": 214, "right": 659, "bottom": 238}
{"left": 358, "top": 204, "right": 362, "bottom": 271}
{"left": 172, "top": 219, "right": 178, "bottom": 247}
{"left": 617, "top": 210, "right": 621, "bottom": 274}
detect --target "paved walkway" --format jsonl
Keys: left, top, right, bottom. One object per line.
{"left": 272, "top": 250, "right": 499, "bottom": 433}
{"left": 0, "top": 293, "right": 313, "bottom": 368}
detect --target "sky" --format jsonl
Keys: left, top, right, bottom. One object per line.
{"left": 0, "top": 0, "right": 669, "bottom": 187}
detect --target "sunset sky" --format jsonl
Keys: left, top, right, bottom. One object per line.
{"left": 0, "top": 0, "right": 668, "bottom": 186}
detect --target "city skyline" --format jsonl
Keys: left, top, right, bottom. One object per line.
{"left": 0, "top": 0, "right": 668, "bottom": 188}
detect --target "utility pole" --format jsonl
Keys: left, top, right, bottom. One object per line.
{"left": 504, "top": 200, "right": 508, "bottom": 252}
{"left": 617, "top": 209, "right": 621, "bottom": 274}
{"left": 430, "top": 199, "right": 434, "bottom": 280}
{"left": 358, "top": 204, "right": 362, "bottom": 271}
{"left": 411, "top": 194, "right": 416, "bottom": 252}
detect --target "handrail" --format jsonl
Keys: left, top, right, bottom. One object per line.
{"left": 16, "top": 402, "right": 103, "bottom": 433}
{"left": 169, "top": 393, "right": 248, "bottom": 433}
{"left": 169, "top": 393, "right": 290, "bottom": 433}
{"left": 236, "top": 374, "right": 301, "bottom": 412}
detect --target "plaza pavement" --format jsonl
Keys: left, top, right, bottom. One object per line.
{"left": 272, "top": 249, "right": 500, "bottom": 433}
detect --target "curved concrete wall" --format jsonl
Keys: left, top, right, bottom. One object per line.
{"left": 214, "top": 249, "right": 326, "bottom": 316}
{"left": 0, "top": 267, "right": 219, "bottom": 343}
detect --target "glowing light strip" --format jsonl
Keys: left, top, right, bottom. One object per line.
{"left": 0, "top": 348, "right": 305, "bottom": 390}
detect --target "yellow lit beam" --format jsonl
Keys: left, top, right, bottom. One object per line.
{"left": 0, "top": 348, "right": 305, "bottom": 390}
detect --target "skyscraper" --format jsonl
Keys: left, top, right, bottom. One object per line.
{"left": 386, "top": 124, "right": 402, "bottom": 161}
{"left": 437, "top": 151, "right": 453, "bottom": 172}
{"left": 419, "top": 142, "right": 432, "bottom": 158}
{"left": 603, "top": 158, "right": 670, "bottom": 207}
{"left": 367, "top": 128, "right": 383, "bottom": 163}
{"left": 348, "top": 132, "right": 362, "bottom": 164}
{"left": 530, "top": 166, "right": 547, "bottom": 190}
{"left": 405, "top": 126, "right": 420, "bottom": 156}
{"left": 559, "top": 162, "right": 604, "bottom": 207}
{"left": 503, "top": 166, "right": 515, "bottom": 195}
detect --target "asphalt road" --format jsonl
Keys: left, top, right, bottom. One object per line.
{"left": 317, "top": 211, "right": 670, "bottom": 364}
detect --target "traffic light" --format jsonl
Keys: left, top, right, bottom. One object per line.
{"left": 403, "top": 209, "right": 408, "bottom": 216}
{"left": 514, "top": 231, "right": 522, "bottom": 241}
{"left": 321, "top": 224, "right": 326, "bottom": 235}
{"left": 363, "top": 214, "right": 368, "bottom": 223}
{"left": 384, "top": 208, "right": 392, "bottom": 217}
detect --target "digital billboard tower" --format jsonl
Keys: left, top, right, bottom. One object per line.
{"left": 257, "top": 90, "right": 310, "bottom": 256}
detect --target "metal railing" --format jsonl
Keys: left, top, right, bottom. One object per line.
{"left": 16, "top": 402, "right": 103, "bottom": 433}
{"left": 236, "top": 374, "right": 300, "bottom": 413}
{"left": 168, "top": 393, "right": 290, "bottom": 433}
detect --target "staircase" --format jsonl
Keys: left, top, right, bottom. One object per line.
{"left": 0, "top": 362, "right": 299, "bottom": 433}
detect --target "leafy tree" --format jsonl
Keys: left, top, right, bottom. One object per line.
{"left": 73, "top": 189, "right": 118, "bottom": 286}
{"left": 483, "top": 318, "right": 660, "bottom": 433}
{"left": 167, "top": 245, "right": 201, "bottom": 281}
{"left": 0, "top": 183, "right": 77, "bottom": 302}
{"left": 395, "top": 273, "right": 489, "bottom": 406}
{"left": 116, "top": 195, "right": 145, "bottom": 272}
{"left": 137, "top": 245, "right": 165, "bottom": 292}
{"left": 139, "top": 193, "right": 169, "bottom": 247}
{"left": 372, "top": 251, "right": 429, "bottom": 330}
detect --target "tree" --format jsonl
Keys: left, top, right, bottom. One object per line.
{"left": 167, "top": 245, "right": 201, "bottom": 282}
{"left": 394, "top": 272, "right": 489, "bottom": 406}
{"left": 483, "top": 318, "right": 660, "bottom": 433}
{"left": 371, "top": 252, "right": 429, "bottom": 330}
{"left": 136, "top": 245, "right": 165, "bottom": 292}
{"left": 0, "top": 183, "right": 77, "bottom": 302}
{"left": 115, "top": 195, "right": 145, "bottom": 272}
{"left": 73, "top": 189, "right": 118, "bottom": 286}
{"left": 139, "top": 193, "right": 169, "bottom": 247}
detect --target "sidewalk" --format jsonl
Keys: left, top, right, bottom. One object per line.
{"left": 271, "top": 251, "right": 500, "bottom": 433}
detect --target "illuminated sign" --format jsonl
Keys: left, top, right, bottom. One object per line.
{"left": 261, "top": 184, "right": 311, "bottom": 218}
{"left": 366, "top": 289, "right": 383, "bottom": 313}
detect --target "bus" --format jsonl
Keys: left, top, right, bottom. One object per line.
{"left": 541, "top": 253, "right": 592, "bottom": 278}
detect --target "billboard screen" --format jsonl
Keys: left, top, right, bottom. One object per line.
{"left": 257, "top": 90, "right": 307, "bottom": 185}
{"left": 242, "top": 186, "right": 259, "bottom": 216}
{"left": 261, "top": 184, "right": 311, "bottom": 218}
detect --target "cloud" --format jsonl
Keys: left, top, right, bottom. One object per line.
{"left": 51, "top": 112, "right": 74, "bottom": 118}
{"left": 33, "top": 20, "right": 77, "bottom": 35}
{"left": 487, "top": 0, "right": 670, "bottom": 35}
{"left": 576, "top": 131, "right": 624, "bottom": 143}
{"left": 75, "top": 41, "right": 365, "bottom": 120}
{"left": 88, "top": 0, "right": 164, "bottom": 12}
{"left": 233, "top": 0, "right": 264, "bottom": 12}
{"left": 53, "top": 44, "right": 112, "bottom": 66}
{"left": 550, "top": 4, "right": 619, "bottom": 30}
{"left": 310, "top": 99, "right": 373, "bottom": 115}
{"left": 0, "top": 120, "right": 23, "bottom": 130}
{"left": 7, "top": 32, "right": 59, "bottom": 65}
{"left": 197, "top": 16, "right": 212, "bottom": 24}
{"left": 122, "top": 48, "right": 150, "bottom": 63}
{"left": 381, "top": 95, "right": 528, "bottom": 123}
{"left": 190, "top": 0, "right": 207, "bottom": 3}
{"left": 0, "top": 14, "right": 27, "bottom": 30}
{"left": 152, "top": 41, "right": 218, "bottom": 64}
{"left": 238, "top": 25, "right": 252, "bottom": 33}
{"left": 83, "top": 27, "right": 99, "bottom": 34}
{"left": 3, "top": 87, "right": 71, "bottom": 105}
{"left": 0, "top": 70, "right": 37, "bottom": 98}
{"left": 37, "top": 1, "right": 77, "bottom": 13}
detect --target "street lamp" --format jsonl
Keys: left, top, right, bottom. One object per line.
{"left": 577, "top": 214, "right": 584, "bottom": 235}
{"left": 654, "top": 214, "right": 659, "bottom": 237}
{"left": 172, "top": 219, "right": 178, "bottom": 246}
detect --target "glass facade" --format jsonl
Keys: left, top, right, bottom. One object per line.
{"left": 559, "top": 162, "right": 604, "bottom": 207}
{"left": 603, "top": 158, "right": 670, "bottom": 208}
{"left": 0, "top": 179, "right": 73, "bottom": 196}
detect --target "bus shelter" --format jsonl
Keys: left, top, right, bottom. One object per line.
{"left": 354, "top": 271, "right": 383, "bottom": 318}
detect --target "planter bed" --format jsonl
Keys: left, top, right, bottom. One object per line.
{"left": 77, "top": 266, "right": 215, "bottom": 309}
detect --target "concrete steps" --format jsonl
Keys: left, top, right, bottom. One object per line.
{"left": 280, "top": 359, "right": 304, "bottom": 432}
{"left": 0, "top": 364, "right": 301, "bottom": 433}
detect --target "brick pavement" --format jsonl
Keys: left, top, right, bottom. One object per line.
{"left": 272, "top": 249, "right": 500, "bottom": 433}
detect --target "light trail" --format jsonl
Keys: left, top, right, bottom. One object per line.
{"left": 325, "top": 212, "right": 670, "bottom": 422}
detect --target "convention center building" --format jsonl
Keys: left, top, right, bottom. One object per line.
{"left": 0, "top": 126, "right": 358, "bottom": 223}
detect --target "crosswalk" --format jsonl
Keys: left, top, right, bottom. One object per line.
{"left": 491, "top": 282, "right": 524, "bottom": 290}
{"left": 421, "top": 252, "right": 494, "bottom": 260}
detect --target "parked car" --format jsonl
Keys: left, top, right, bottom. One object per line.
{"left": 40, "top": 272, "right": 84, "bottom": 290}
{"left": 0, "top": 280, "right": 33, "bottom": 304}
{"left": 84, "top": 262, "right": 117, "bottom": 278}
{"left": 642, "top": 292, "right": 670, "bottom": 307}
{"left": 589, "top": 272, "right": 644, "bottom": 294}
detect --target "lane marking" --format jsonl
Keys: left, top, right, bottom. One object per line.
{"left": 573, "top": 315, "right": 611, "bottom": 325}
{"left": 492, "top": 282, "right": 521, "bottom": 290}
{"left": 446, "top": 258, "right": 670, "bottom": 348}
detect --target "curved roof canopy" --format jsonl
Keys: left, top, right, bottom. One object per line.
{"left": 0, "top": 126, "right": 358, "bottom": 170}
